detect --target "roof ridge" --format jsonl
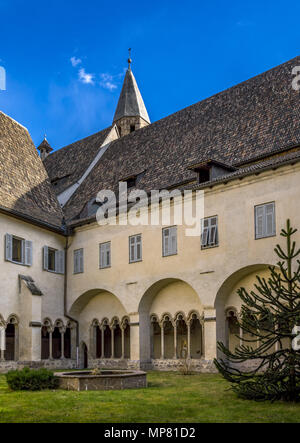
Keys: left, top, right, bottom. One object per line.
{"left": 0, "top": 111, "right": 29, "bottom": 132}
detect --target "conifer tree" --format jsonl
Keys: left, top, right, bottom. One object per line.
{"left": 214, "top": 220, "right": 300, "bottom": 401}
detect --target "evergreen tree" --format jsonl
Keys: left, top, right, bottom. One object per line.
{"left": 214, "top": 220, "right": 300, "bottom": 401}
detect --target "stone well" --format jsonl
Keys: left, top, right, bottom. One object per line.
{"left": 55, "top": 369, "right": 147, "bottom": 391}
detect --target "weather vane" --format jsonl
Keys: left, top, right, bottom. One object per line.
{"left": 128, "top": 48, "right": 132, "bottom": 69}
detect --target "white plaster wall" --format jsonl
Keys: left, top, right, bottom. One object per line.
{"left": 0, "top": 213, "right": 65, "bottom": 324}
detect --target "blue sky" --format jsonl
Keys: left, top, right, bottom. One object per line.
{"left": 0, "top": 0, "right": 299, "bottom": 151}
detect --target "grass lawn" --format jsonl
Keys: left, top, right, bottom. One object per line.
{"left": 1, "top": 371, "right": 300, "bottom": 423}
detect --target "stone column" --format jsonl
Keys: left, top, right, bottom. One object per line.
{"left": 121, "top": 327, "right": 125, "bottom": 359}
{"left": 30, "top": 322, "right": 42, "bottom": 361}
{"left": 60, "top": 328, "right": 65, "bottom": 359}
{"left": 111, "top": 327, "right": 115, "bottom": 359}
{"left": 0, "top": 326, "right": 5, "bottom": 361}
{"left": 160, "top": 323, "right": 165, "bottom": 359}
{"left": 101, "top": 327, "right": 105, "bottom": 358}
{"left": 173, "top": 324, "right": 177, "bottom": 359}
{"left": 203, "top": 308, "right": 217, "bottom": 360}
{"left": 129, "top": 313, "right": 140, "bottom": 363}
{"left": 187, "top": 322, "right": 191, "bottom": 359}
{"left": 14, "top": 325, "right": 19, "bottom": 361}
{"left": 49, "top": 329, "right": 53, "bottom": 360}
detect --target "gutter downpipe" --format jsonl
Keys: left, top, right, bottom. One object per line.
{"left": 63, "top": 230, "right": 79, "bottom": 368}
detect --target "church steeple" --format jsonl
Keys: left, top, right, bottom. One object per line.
{"left": 37, "top": 135, "right": 53, "bottom": 161}
{"left": 113, "top": 50, "right": 150, "bottom": 137}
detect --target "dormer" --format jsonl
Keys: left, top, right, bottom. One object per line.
{"left": 188, "top": 160, "right": 236, "bottom": 184}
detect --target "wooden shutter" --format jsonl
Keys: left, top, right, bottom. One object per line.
{"left": 130, "top": 236, "right": 136, "bottom": 262}
{"left": 43, "top": 246, "right": 49, "bottom": 270}
{"left": 24, "top": 240, "right": 33, "bottom": 266}
{"left": 100, "top": 243, "right": 110, "bottom": 268}
{"left": 55, "top": 250, "right": 65, "bottom": 274}
{"left": 74, "top": 249, "right": 84, "bottom": 273}
{"left": 255, "top": 206, "right": 264, "bottom": 239}
{"left": 105, "top": 243, "right": 111, "bottom": 267}
{"left": 209, "top": 217, "right": 218, "bottom": 246}
{"left": 136, "top": 235, "right": 142, "bottom": 261}
{"left": 201, "top": 219, "right": 209, "bottom": 247}
{"left": 74, "top": 250, "right": 79, "bottom": 273}
{"left": 163, "top": 228, "right": 170, "bottom": 256}
{"left": 265, "top": 203, "right": 275, "bottom": 236}
{"left": 5, "top": 234, "right": 12, "bottom": 261}
{"left": 170, "top": 227, "right": 177, "bottom": 254}
{"left": 79, "top": 248, "right": 84, "bottom": 273}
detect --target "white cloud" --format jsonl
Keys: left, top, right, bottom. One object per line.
{"left": 78, "top": 68, "right": 95, "bottom": 85}
{"left": 100, "top": 73, "right": 117, "bottom": 91}
{"left": 70, "top": 56, "right": 82, "bottom": 67}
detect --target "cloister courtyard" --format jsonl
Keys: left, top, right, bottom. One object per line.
{"left": 1, "top": 371, "right": 300, "bottom": 423}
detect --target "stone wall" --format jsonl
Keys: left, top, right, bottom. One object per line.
{"left": 151, "top": 358, "right": 218, "bottom": 373}
{"left": 88, "top": 358, "right": 140, "bottom": 370}
{"left": 0, "top": 359, "right": 77, "bottom": 373}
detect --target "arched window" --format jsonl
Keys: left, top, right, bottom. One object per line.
{"left": 5, "top": 316, "right": 18, "bottom": 361}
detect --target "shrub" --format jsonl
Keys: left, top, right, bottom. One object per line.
{"left": 6, "top": 367, "right": 59, "bottom": 391}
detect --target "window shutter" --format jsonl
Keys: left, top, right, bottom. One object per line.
{"left": 136, "top": 236, "right": 142, "bottom": 261}
{"left": 74, "top": 249, "right": 84, "bottom": 273}
{"left": 43, "top": 246, "right": 49, "bottom": 270}
{"left": 5, "top": 234, "right": 12, "bottom": 261}
{"left": 79, "top": 249, "right": 84, "bottom": 273}
{"left": 170, "top": 227, "right": 177, "bottom": 254}
{"left": 163, "top": 228, "right": 169, "bottom": 256}
{"left": 201, "top": 220, "right": 209, "bottom": 247}
{"left": 100, "top": 243, "right": 110, "bottom": 268}
{"left": 129, "top": 237, "right": 135, "bottom": 262}
{"left": 74, "top": 250, "right": 79, "bottom": 274}
{"left": 265, "top": 203, "right": 275, "bottom": 236}
{"left": 56, "top": 250, "right": 65, "bottom": 274}
{"left": 255, "top": 206, "right": 264, "bottom": 239}
{"left": 24, "top": 240, "right": 33, "bottom": 266}
{"left": 100, "top": 244, "right": 104, "bottom": 268}
{"left": 106, "top": 243, "right": 111, "bottom": 267}
{"left": 209, "top": 218, "right": 217, "bottom": 246}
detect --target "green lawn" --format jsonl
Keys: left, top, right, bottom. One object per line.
{"left": 0, "top": 371, "right": 300, "bottom": 423}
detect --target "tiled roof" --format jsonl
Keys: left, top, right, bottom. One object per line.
{"left": 60, "top": 56, "right": 300, "bottom": 221}
{"left": 0, "top": 112, "right": 63, "bottom": 227}
{"left": 43, "top": 126, "right": 112, "bottom": 196}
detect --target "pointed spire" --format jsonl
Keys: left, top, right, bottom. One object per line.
{"left": 113, "top": 52, "right": 150, "bottom": 127}
{"left": 128, "top": 48, "right": 132, "bottom": 70}
{"left": 37, "top": 135, "right": 53, "bottom": 160}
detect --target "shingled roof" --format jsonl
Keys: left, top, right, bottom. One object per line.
{"left": 57, "top": 56, "right": 300, "bottom": 222}
{"left": 43, "top": 126, "right": 113, "bottom": 196}
{"left": 0, "top": 112, "right": 63, "bottom": 228}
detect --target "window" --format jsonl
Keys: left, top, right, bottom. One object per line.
{"left": 12, "top": 237, "right": 22, "bottom": 263}
{"left": 130, "top": 125, "right": 135, "bottom": 133}
{"left": 43, "top": 246, "right": 65, "bottom": 274}
{"left": 162, "top": 226, "right": 177, "bottom": 257}
{"left": 100, "top": 242, "right": 111, "bottom": 269}
{"left": 48, "top": 248, "right": 56, "bottom": 271}
{"left": 74, "top": 248, "right": 84, "bottom": 274}
{"left": 201, "top": 216, "right": 218, "bottom": 248}
{"left": 5, "top": 234, "right": 32, "bottom": 266}
{"left": 255, "top": 202, "right": 276, "bottom": 239}
{"left": 129, "top": 235, "right": 142, "bottom": 263}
